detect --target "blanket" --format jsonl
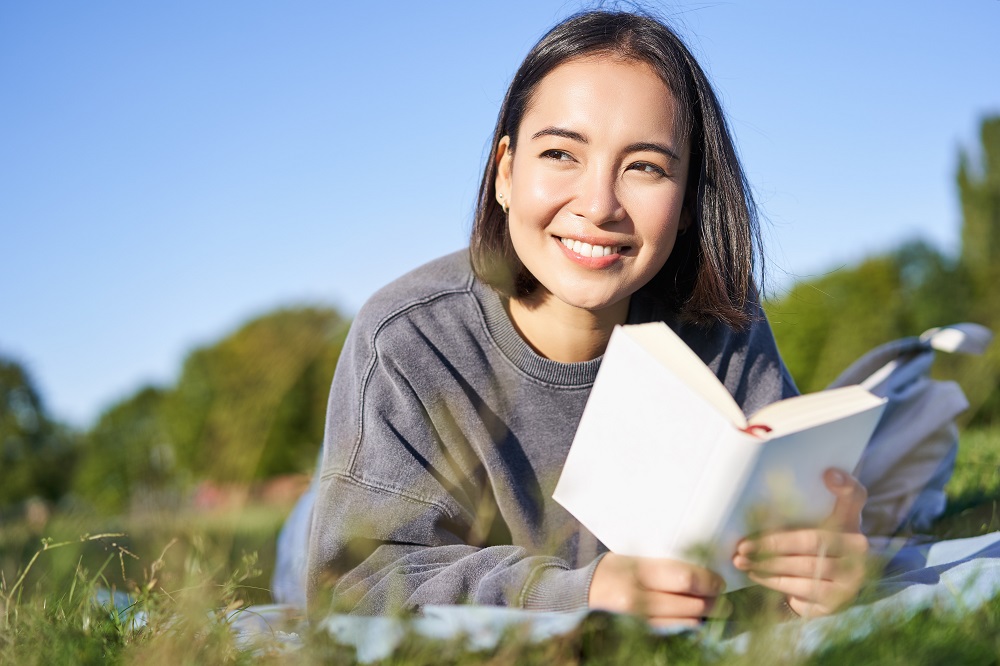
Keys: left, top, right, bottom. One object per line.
{"left": 226, "top": 531, "right": 1000, "bottom": 660}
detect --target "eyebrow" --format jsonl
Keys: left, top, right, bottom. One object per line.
{"left": 530, "top": 126, "right": 681, "bottom": 162}
{"left": 531, "top": 126, "right": 587, "bottom": 143}
{"left": 625, "top": 141, "right": 681, "bottom": 163}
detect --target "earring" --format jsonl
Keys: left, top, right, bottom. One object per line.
{"left": 498, "top": 193, "right": 508, "bottom": 214}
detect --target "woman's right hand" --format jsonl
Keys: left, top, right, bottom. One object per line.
{"left": 588, "top": 553, "right": 725, "bottom": 627}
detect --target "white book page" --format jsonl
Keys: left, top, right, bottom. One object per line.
{"left": 713, "top": 402, "right": 886, "bottom": 584}
{"left": 624, "top": 323, "right": 747, "bottom": 429}
{"left": 553, "top": 328, "right": 736, "bottom": 558}
{"left": 749, "top": 386, "right": 886, "bottom": 438}
{"left": 667, "top": 430, "right": 762, "bottom": 590}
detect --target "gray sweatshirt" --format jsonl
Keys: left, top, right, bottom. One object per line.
{"left": 306, "top": 250, "right": 797, "bottom": 614}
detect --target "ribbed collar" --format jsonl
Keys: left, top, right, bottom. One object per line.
{"left": 472, "top": 278, "right": 672, "bottom": 388}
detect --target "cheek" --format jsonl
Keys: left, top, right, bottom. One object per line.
{"left": 628, "top": 192, "right": 685, "bottom": 239}
{"left": 512, "top": 168, "right": 572, "bottom": 219}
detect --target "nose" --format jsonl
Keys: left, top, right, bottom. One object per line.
{"left": 571, "top": 164, "right": 626, "bottom": 226}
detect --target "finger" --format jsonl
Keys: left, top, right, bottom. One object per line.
{"left": 733, "top": 554, "right": 841, "bottom": 580}
{"left": 637, "top": 590, "right": 716, "bottom": 618}
{"left": 634, "top": 559, "right": 725, "bottom": 597}
{"left": 823, "top": 468, "right": 867, "bottom": 532}
{"left": 739, "top": 529, "right": 854, "bottom": 558}
{"left": 747, "top": 571, "right": 854, "bottom": 606}
{"left": 787, "top": 597, "right": 837, "bottom": 619}
{"left": 648, "top": 616, "right": 702, "bottom": 629}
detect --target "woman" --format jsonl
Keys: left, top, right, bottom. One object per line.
{"left": 306, "top": 10, "right": 868, "bottom": 625}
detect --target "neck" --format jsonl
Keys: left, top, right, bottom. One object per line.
{"left": 507, "top": 290, "right": 629, "bottom": 363}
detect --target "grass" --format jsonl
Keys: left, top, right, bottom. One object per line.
{"left": 1, "top": 427, "right": 999, "bottom": 664}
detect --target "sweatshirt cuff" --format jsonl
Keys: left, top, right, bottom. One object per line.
{"left": 520, "top": 554, "right": 606, "bottom": 612}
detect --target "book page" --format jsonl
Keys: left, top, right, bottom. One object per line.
{"left": 553, "top": 327, "right": 738, "bottom": 558}
{"left": 721, "top": 403, "right": 886, "bottom": 534}
{"left": 749, "top": 385, "right": 886, "bottom": 438}
{"left": 624, "top": 323, "right": 747, "bottom": 429}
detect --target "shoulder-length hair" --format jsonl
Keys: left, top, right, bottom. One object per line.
{"left": 469, "top": 10, "right": 762, "bottom": 330}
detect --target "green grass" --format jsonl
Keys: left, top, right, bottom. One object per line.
{"left": 2, "top": 427, "right": 1000, "bottom": 664}
{"left": 934, "top": 427, "right": 1000, "bottom": 539}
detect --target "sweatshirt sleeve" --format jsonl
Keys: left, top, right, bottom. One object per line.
{"left": 305, "top": 314, "right": 599, "bottom": 614}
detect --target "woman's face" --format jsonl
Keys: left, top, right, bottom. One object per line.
{"left": 495, "top": 56, "right": 690, "bottom": 314}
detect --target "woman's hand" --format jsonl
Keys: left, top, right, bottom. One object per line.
{"left": 732, "top": 468, "right": 869, "bottom": 617}
{"left": 589, "top": 553, "right": 725, "bottom": 628}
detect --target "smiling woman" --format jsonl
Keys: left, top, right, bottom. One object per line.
{"left": 305, "top": 9, "right": 868, "bottom": 624}
{"left": 495, "top": 57, "right": 690, "bottom": 362}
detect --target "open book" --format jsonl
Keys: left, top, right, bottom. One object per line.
{"left": 552, "top": 322, "right": 887, "bottom": 590}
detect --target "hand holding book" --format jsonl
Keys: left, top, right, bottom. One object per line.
{"left": 554, "top": 323, "right": 887, "bottom": 593}
{"left": 588, "top": 553, "right": 725, "bottom": 628}
{"left": 733, "top": 468, "right": 870, "bottom": 617}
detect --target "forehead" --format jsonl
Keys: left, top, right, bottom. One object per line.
{"left": 519, "top": 56, "right": 682, "bottom": 143}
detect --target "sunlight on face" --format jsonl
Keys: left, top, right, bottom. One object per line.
{"left": 495, "top": 56, "right": 690, "bottom": 316}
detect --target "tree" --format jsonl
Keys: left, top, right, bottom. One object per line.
{"left": 73, "top": 386, "right": 174, "bottom": 513}
{"left": 956, "top": 116, "right": 1000, "bottom": 425}
{"left": 164, "top": 306, "right": 348, "bottom": 482}
{"left": 74, "top": 305, "right": 349, "bottom": 512}
{"left": 765, "top": 240, "right": 968, "bottom": 394}
{"left": 767, "top": 115, "right": 1000, "bottom": 424}
{"left": 958, "top": 117, "right": 1000, "bottom": 289}
{"left": 0, "top": 357, "right": 77, "bottom": 506}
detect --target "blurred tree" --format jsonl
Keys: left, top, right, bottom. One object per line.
{"left": 958, "top": 117, "right": 1000, "bottom": 288}
{"left": 73, "top": 386, "right": 174, "bottom": 513}
{"left": 75, "top": 306, "right": 348, "bottom": 512}
{"left": 161, "top": 306, "right": 348, "bottom": 482}
{"left": 956, "top": 116, "right": 1000, "bottom": 424}
{"left": 0, "top": 357, "right": 77, "bottom": 506}
{"left": 765, "top": 241, "right": 967, "bottom": 393}
{"left": 767, "top": 115, "right": 998, "bottom": 425}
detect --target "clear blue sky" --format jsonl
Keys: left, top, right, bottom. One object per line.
{"left": 2, "top": 1, "right": 998, "bottom": 427}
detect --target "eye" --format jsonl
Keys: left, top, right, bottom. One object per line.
{"left": 540, "top": 149, "right": 575, "bottom": 162}
{"left": 627, "top": 161, "right": 668, "bottom": 177}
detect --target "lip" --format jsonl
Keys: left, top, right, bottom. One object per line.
{"left": 554, "top": 236, "right": 624, "bottom": 269}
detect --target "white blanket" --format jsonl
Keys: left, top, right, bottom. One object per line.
{"left": 229, "top": 532, "right": 1000, "bottom": 660}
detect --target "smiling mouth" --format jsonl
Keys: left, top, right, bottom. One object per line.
{"left": 558, "top": 237, "right": 628, "bottom": 257}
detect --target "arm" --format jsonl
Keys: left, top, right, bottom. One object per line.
{"left": 305, "top": 321, "right": 597, "bottom": 614}
{"left": 307, "top": 471, "right": 600, "bottom": 613}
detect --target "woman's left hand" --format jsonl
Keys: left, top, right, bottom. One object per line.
{"left": 732, "top": 468, "right": 869, "bottom": 617}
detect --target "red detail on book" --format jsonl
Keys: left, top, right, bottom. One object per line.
{"left": 743, "top": 424, "right": 773, "bottom": 437}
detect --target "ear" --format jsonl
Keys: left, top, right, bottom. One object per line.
{"left": 494, "top": 135, "right": 513, "bottom": 208}
{"left": 679, "top": 206, "right": 693, "bottom": 233}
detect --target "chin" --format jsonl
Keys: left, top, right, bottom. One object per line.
{"left": 554, "top": 289, "right": 628, "bottom": 313}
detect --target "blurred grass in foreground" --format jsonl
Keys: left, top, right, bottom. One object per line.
{"left": 0, "top": 427, "right": 998, "bottom": 664}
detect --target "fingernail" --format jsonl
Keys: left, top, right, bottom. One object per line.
{"left": 733, "top": 555, "right": 749, "bottom": 570}
{"left": 828, "top": 469, "right": 846, "bottom": 485}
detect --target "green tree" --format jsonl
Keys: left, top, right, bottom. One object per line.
{"left": 767, "top": 115, "right": 1000, "bottom": 423}
{"left": 75, "top": 306, "right": 349, "bottom": 512}
{"left": 958, "top": 117, "right": 1000, "bottom": 289}
{"left": 73, "top": 386, "right": 174, "bottom": 513}
{"left": 765, "top": 240, "right": 969, "bottom": 394}
{"left": 0, "top": 357, "right": 77, "bottom": 506}
{"left": 162, "top": 306, "right": 348, "bottom": 483}
{"left": 956, "top": 116, "right": 1000, "bottom": 424}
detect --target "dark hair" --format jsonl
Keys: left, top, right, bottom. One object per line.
{"left": 469, "top": 10, "right": 761, "bottom": 330}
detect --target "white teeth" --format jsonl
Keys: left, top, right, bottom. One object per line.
{"left": 560, "top": 237, "right": 620, "bottom": 257}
